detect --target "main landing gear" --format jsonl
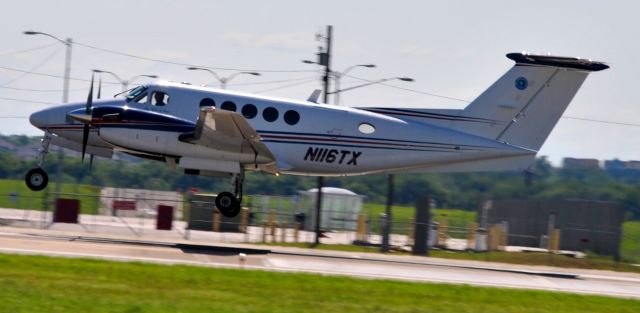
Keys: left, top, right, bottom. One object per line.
{"left": 25, "top": 132, "right": 52, "bottom": 191}
{"left": 214, "top": 172, "right": 244, "bottom": 218}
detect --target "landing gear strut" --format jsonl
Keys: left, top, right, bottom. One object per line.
{"left": 25, "top": 132, "right": 52, "bottom": 191}
{"left": 214, "top": 171, "right": 244, "bottom": 218}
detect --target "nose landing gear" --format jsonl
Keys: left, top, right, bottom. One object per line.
{"left": 25, "top": 132, "right": 52, "bottom": 192}
{"left": 25, "top": 168, "right": 48, "bottom": 191}
{"left": 214, "top": 172, "right": 244, "bottom": 218}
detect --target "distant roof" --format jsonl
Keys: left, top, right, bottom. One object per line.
{"left": 507, "top": 52, "right": 609, "bottom": 72}
{"left": 306, "top": 187, "right": 358, "bottom": 195}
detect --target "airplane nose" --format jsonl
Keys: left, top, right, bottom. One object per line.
{"left": 29, "top": 109, "right": 50, "bottom": 128}
{"left": 29, "top": 100, "right": 126, "bottom": 130}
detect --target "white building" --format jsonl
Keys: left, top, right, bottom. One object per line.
{"left": 298, "top": 187, "right": 365, "bottom": 231}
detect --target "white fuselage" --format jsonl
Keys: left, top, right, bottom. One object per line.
{"left": 30, "top": 81, "right": 533, "bottom": 176}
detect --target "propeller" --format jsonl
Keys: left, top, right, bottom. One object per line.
{"left": 87, "top": 76, "right": 101, "bottom": 169}
{"left": 80, "top": 74, "right": 94, "bottom": 162}
{"left": 97, "top": 76, "right": 102, "bottom": 100}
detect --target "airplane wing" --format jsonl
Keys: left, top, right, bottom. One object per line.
{"left": 179, "top": 108, "right": 278, "bottom": 174}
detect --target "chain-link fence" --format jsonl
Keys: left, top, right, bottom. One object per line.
{"left": 0, "top": 190, "right": 638, "bottom": 265}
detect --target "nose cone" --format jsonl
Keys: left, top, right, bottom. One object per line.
{"left": 29, "top": 108, "right": 51, "bottom": 129}
{"left": 29, "top": 103, "right": 85, "bottom": 129}
{"left": 29, "top": 99, "right": 126, "bottom": 130}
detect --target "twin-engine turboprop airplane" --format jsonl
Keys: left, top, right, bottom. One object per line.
{"left": 26, "top": 52, "right": 608, "bottom": 217}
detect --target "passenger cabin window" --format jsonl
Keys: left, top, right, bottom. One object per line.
{"left": 358, "top": 122, "right": 376, "bottom": 134}
{"left": 263, "top": 107, "right": 278, "bottom": 122}
{"left": 242, "top": 104, "right": 257, "bottom": 119}
{"left": 200, "top": 98, "right": 215, "bottom": 107}
{"left": 221, "top": 101, "right": 236, "bottom": 112}
{"left": 284, "top": 110, "right": 300, "bottom": 125}
{"left": 151, "top": 91, "right": 169, "bottom": 106}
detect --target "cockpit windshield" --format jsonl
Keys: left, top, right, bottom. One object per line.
{"left": 126, "top": 85, "right": 148, "bottom": 102}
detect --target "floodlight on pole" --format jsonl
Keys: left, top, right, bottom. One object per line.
{"left": 93, "top": 69, "right": 158, "bottom": 91}
{"left": 333, "top": 64, "right": 376, "bottom": 105}
{"left": 187, "top": 67, "right": 261, "bottom": 89}
{"left": 328, "top": 76, "right": 415, "bottom": 95}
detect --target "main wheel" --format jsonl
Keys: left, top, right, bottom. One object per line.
{"left": 215, "top": 191, "right": 241, "bottom": 217}
{"left": 25, "top": 168, "right": 48, "bottom": 191}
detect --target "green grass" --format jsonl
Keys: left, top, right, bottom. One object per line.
{"left": 1, "top": 253, "right": 638, "bottom": 313}
{"left": 0, "top": 179, "right": 100, "bottom": 214}
{"left": 622, "top": 221, "right": 640, "bottom": 263}
{"left": 362, "top": 203, "right": 476, "bottom": 237}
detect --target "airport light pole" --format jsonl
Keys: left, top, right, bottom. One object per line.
{"left": 329, "top": 76, "right": 414, "bottom": 96}
{"left": 92, "top": 69, "right": 158, "bottom": 92}
{"left": 317, "top": 25, "right": 333, "bottom": 245}
{"left": 326, "top": 75, "right": 413, "bottom": 252}
{"left": 23, "top": 30, "right": 72, "bottom": 196}
{"left": 186, "top": 67, "right": 261, "bottom": 89}
{"left": 302, "top": 25, "right": 333, "bottom": 245}
{"left": 306, "top": 61, "right": 376, "bottom": 105}
{"left": 381, "top": 174, "right": 395, "bottom": 253}
{"left": 333, "top": 64, "right": 376, "bottom": 105}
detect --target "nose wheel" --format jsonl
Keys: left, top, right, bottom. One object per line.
{"left": 25, "top": 131, "right": 52, "bottom": 192}
{"left": 214, "top": 172, "right": 244, "bottom": 218}
{"left": 215, "top": 191, "right": 241, "bottom": 217}
{"left": 25, "top": 168, "right": 49, "bottom": 191}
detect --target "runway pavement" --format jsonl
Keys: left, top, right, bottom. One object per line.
{"left": 0, "top": 226, "right": 639, "bottom": 299}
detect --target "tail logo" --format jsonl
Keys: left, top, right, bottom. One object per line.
{"left": 515, "top": 77, "right": 528, "bottom": 90}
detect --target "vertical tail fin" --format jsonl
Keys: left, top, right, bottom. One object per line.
{"left": 451, "top": 53, "right": 608, "bottom": 151}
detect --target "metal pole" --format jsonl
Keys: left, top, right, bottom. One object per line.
{"left": 322, "top": 25, "right": 332, "bottom": 104}
{"left": 314, "top": 176, "right": 324, "bottom": 245}
{"left": 334, "top": 74, "right": 341, "bottom": 105}
{"left": 314, "top": 25, "right": 332, "bottom": 245}
{"left": 55, "top": 38, "right": 72, "bottom": 196}
{"left": 381, "top": 174, "right": 394, "bottom": 252}
{"left": 413, "top": 196, "right": 430, "bottom": 256}
{"left": 62, "top": 38, "right": 71, "bottom": 103}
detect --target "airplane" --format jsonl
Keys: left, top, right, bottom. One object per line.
{"left": 26, "top": 52, "right": 609, "bottom": 217}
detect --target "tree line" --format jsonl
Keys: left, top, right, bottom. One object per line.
{"left": 1, "top": 134, "right": 639, "bottom": 216}
{"left": 1, "top": 147, "right": 639, "bottom": 218}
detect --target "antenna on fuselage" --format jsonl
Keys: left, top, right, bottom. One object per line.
{"left": 307, "top": 89, "right": 322, "bottom": 103}
{"left": 97, "top": 76, "right": 102, "bottom": 100}
{"left": 113, "top": 87, "right": 134, "bottom": 98}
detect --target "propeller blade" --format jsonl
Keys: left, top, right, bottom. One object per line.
{"left": 81, "top": 74, "right": 95, "bottom": 162}
{"left": 81, "top": 124, "right": 89, "bottom": 162}
{"left": 86, "top": 73, "right": 94, "bottom": 114}
{"left": 97, "top": 77, "right": 102, "bottom": 99}
{"left": 89, "top": 154, "right": 94, "bottom": 170}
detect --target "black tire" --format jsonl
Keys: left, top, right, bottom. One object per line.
{"left": 25, "top": 168, "right": 48, "bottom": 191}
{"left": 215, "top": 191, "right": 241, "bottom": 218}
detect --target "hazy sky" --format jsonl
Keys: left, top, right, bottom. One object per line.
{"left": 0, "top": 0, "right": 637, "bottom": 165}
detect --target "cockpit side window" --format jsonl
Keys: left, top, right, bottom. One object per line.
{"left": 135, "top": 93, "right": 148, "bottom": 104}
{"left": 151, "top": 91, "right": 170, "bottom": 106}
